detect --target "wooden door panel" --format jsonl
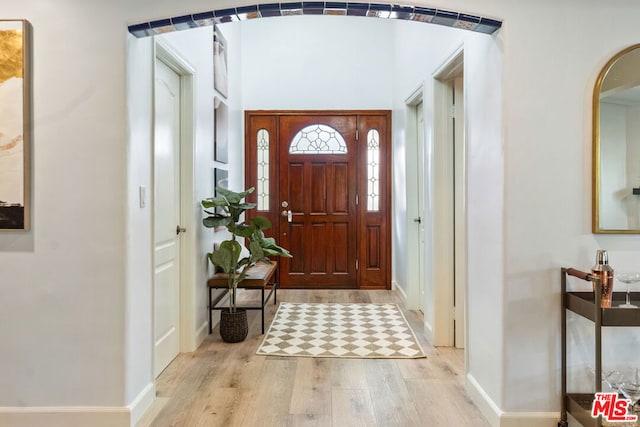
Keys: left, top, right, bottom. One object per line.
{"left": 311, "top": 223, "right": 328, "bottom": 273}
{"left": 358, "top": 113, "right": 391, "bottom": 289}
{"left": 366, "top": 225, "right": 381, "bottom": 268}
{"left": 288, "top": 163, "right": 305, "bottom": 210}
{"left": 288, "top": 223, "right": 305, "bottom": 273}
{"left": 244, "top": 114, "right": 278, "bottom": 232}
{"left": 310, "top": 163, "right": 327, "bottom": 214}
{"left": 333, "top": 222, "right": 349, "bottom": 273}
{"left": 333, "top": 163, "right": 349, "bottom": 213}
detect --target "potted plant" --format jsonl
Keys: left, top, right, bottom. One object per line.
{"left": 201, "top": 186, "right": 291, "bottom": 342}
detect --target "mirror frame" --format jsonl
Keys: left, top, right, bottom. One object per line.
{"left": 592, "top": 43, "right": 640, "bottom": 234}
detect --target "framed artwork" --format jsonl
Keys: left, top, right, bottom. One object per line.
{"left": 214, "top": 97, "right": 228, "bottom": 163}
{"left": 214, "top": 168, "right": 229, "bottom": 216}
{"left": 213, "top": 26, "right": 228, "bottom": 98}
{"left": 0, "top": 20, "right": 30, "bottom": 231}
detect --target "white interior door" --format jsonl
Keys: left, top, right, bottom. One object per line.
{"left": 416, "top": 101, "right": 427, "bottom": 313}
{"left": 153, "top": 58, "right": 182, "bottom": 377}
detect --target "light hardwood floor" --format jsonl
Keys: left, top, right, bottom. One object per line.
{"left": 137, "top": 289, "right": 490, "bottom": 427}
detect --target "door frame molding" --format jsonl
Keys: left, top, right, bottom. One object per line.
{"left": 153, "top": 39, "right": 197, "bottom": 362}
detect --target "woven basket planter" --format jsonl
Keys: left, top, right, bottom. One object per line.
{"left": 219, "top": 308, "right": 248, "bottom": 343}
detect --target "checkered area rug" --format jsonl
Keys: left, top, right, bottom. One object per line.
{"left": 256, "top": 302, "right": 426, "bottom": 359}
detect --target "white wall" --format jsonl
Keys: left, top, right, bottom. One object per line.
{"left": 236, "top": 15, "right": 394, "bottom": 110}
{"left": 462, "top": 33, "right": 505, "bottom": 413}
{"left": 125, "top": 33, "right": 154, "bottom": 412}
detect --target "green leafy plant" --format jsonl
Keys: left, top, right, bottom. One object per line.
{"left": 201, "top": 187, "right": 291, "bottom": 312}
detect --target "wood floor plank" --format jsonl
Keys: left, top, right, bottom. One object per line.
{"left": 364, "top": 360, "right": 423, "bottom": 426}
{"left": 331, "top": 359, "right": 368, "bottom": 389}
{"left": 135, "top": 397, "right": 169, "bottom": 427}
{"left": 405, "top": 378, "right": 491, "bottom": 427}
{"left": 193, "top": 387, "right": 251, "bottom": 427}
{"left": 243, "top": 358, "right": 298, "bottom": 426}
{"left": 292, "top": 358, "right": 332, "bottom": 391}
{"left": 288, "top": 413, "right": 333, "bottom": 427}
{"left": 204, "top": 336, "right": 266, "bottom": 390}
{"left": 138, "top": 289, "right": 490, "bottom": 427}
{"left": 289, "top": 387, "right": 332, "bottom": 415}
{"left": 331, "top": 388, "right": 377, "bottom": 427}
{"left": 154, "top": 353, "right": 196, "bottom": 397}
{"left": 364, "top": 290, "right": 396, "bottom": 304}
{"left": 289, "top": 358, "right": 333, "bottom": 415}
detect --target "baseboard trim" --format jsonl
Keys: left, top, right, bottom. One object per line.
{"left": 466, "top": 373, "right": 560, "bottom": 427}
{"left": 0, "top": 406, "right": 130, "bottom": 427}
{"left": 129, "top": 382, "right": 155, "bottom": 427}
{"left": 500, "top": 411, "right": 561, "bottom": 427}
{"left": 466, "top": 372, "right": 502, "bottom": 426}
{"left": 195, "top": 320, "right": 209, "bottom": 350}
{"left": 423, "top": 319, "right": 434, "bottom": 344}
{"left": 392, "top": 280, "right": 407, "bottom": 300}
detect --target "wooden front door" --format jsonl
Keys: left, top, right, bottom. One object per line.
{"left": 245, "top": 111, "right": 391, "bottom": 290}
{"left": 278, "top": 115, "right": 358, "bottom": 287}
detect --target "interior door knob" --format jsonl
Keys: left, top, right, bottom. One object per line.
{"left": 176, "top": 225, "right": 186, "bottom": 235}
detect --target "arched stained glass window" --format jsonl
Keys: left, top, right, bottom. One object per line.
{"left": 367, "top": 129, "right": 380, "bottom": 212}
{"left": 289, "top": 124, "right": 348, "bottom": 154}
{"left": 257, "top": 129, "right": 269, "bottom": 211}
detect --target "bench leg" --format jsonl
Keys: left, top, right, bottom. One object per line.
{"left": 208, "top": 287, "right": 212, "bottom": 334}
{"left": 261, "top": 287, "right": 265, "bottom": 334}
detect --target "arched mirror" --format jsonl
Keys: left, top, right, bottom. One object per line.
{"left": 593, "top": 44, "right": 640, "bottom": 233}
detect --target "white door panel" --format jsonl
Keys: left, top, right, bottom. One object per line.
{"left": 154, "top": 59, "right": 181, "bottom": 377}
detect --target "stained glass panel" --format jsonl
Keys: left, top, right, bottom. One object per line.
{"left": 367, "top": 129, "right": 380, "bottom": 211}
{"left": 257, "top": 128, "right": 269, "bottom": 211}
{"left": 289, "top": 124, "right": 348, "bottom": 154}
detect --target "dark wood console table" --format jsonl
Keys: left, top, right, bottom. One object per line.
{"left": 207, "top": 261, "right": 278, "bottom": 335}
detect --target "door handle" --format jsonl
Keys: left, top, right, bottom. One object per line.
{"left": 281, "top": 210, "right": 292, "bottom": 222}
{"left": 176, "top": 225, "right": 186, "bottom": 235}
{"left": 413, "top": 217, "right": 422, "bottom": 224}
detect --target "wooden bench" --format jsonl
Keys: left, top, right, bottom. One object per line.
{"left": 207, "top": 261, "right": 278, "bottom": 335}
